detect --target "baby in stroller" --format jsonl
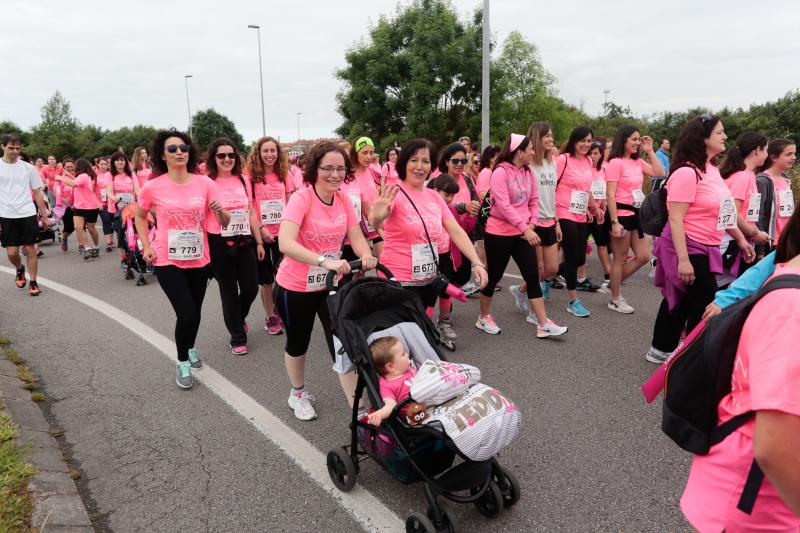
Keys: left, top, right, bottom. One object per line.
{"left": 366, "top": 336, "right": 417, "bottom": 427}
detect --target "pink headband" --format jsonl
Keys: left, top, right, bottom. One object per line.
{"left": 510, "top": 133, "right": 526, "bottom": 152}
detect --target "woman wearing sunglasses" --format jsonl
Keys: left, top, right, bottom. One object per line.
{"left": 205, "top": 138, "right": 264, "bottom": 356}
{"left": 135, "top": 130, "right": 230, "bottom": 389}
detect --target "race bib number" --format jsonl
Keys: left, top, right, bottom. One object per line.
{"left": 168, "top": 229, "right": 203, "bottom": 261}
{"left": 348, "top": 192, "right": 362, "bottom": 221}
{"left": 716, "top": 197, "right": 736, "bottom": 230}
{"left": 100, "top": 189, "right": 108, "bottom": 202}
{"left": 411, "top": 243, "right": 438, "bottom": 281}
{"left": 259, "top": 199, "right": 284, "bottom": 224}
{"left": 778, "top": 189, "right": 795, "bottom": 217}
{"left": 221, "top": 209, "right": 250, "bottom": 237}
{"left": 117, "top": 193, "right": 134, "bottom": 208}
{"left": 306, "top": 251, "right": 340, "bottom": 291}
{"left": 568, "top": 191, "right": 589, "bottom": 215}
{"left": 590, "top": 180, "right": 606, "bottom": 200}
{"left": 631, "top": 189, "right": 645, "bottom": 209}
{"left": 746, "top": 193, "right": 761, "bottom": 222}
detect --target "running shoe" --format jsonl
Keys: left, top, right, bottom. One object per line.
{"left": 105, "top": 244, "right": 113, "bottom": 253}
{"left": 598, "top": 279, "right": 611, "bottom": 294}
{"left": 645, "top": 346, "right": 671, "bottom": 364}
{"left": 176, "top": 361, "right": 193, "bottom": 389}
{"left": 60, "top": 239, "right": 68, "bottom": 252}
{"left": 608, "top": 297, "right": 634, "bottom": 314}
{"left": 78, "top": 245, "right": 86, "bottom": 255}
{"left": 288, "top": 389, "right": 317, "bottom": 421}
{"left": 437, "top": 316, "right": 457, "bottom": 340}
{"left": 82, "top": 249, "right": 90, "bottom": 261}
{"left": 187, "top": 348, "right": 203, "bottom": 370}
{"left": 566, "top": 299, "right": 590, "bottom": 317}
{"left": 120, "top": 260, "right": 127, "bottom": 270}
{"left": 540, "top": 280, "right": 551, "bottom": 301}
{"left": 549, "top": 277, "right": 565, "bottom": 289}
{"left": 509, "top": 285, "right": 529, "bottom": 314}
{"left": 28, "top": 281, "right": 41, "bottom": 296}
{"left": 533, "top": 318, "right": 569, "bottom": 339}
{"left": 265, "top": 315, "right": 284, "bottom": 335}
{"left": 576, "top": 278, "right": 600, "bottom": 292}
{"left": 475, "top": 314, "right": 501, "bottom": 335}
{"left": 91, "top": 248, "right": 100, "bottom": 258}
{"left": 230, "top": 345, "right": 248, "bottom": 356}
{"left": 14, "top": 267, "right": 26, "bottom": 288}
{"left": 461, "top": 280, "right": 480, "bottom": 297}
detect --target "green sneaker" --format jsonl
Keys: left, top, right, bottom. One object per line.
{"left": 176, "top": 361, "right": 193, "bottom": 389}
{"left": 187, "top": 348, "right": 203, "bottom": 370}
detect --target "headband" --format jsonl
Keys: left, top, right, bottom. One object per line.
{"left": 510, "top": 133, "right": 526, "bottom": 152}
{"left": 354, "top": 136, "right": 375, "bottom": 152}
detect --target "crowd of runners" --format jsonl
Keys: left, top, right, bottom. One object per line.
{"left": 1, "top": 113, "right": 799, "bottom": 529}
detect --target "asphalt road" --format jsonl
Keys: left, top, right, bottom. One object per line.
{"left": 0, "top": 239, "right": 692, "bottom": 532}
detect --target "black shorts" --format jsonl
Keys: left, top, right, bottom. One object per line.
{"left": 535, "top": 224, "right": 558, "bottom": 247}
{"left": 73, "top": 208, "right": 99, "bottom": 224}
{"left": 0, "top": 215, "right": 39, "bottom": 247}
{"left": 618, "top": 215, "right": 641, "bottom": 234}
{"left": 403, "top": 283, "right": 439, "bottom": 309}
{"left": 588, "top": 217, "right": 611, "bottom": 247}
{"left": 273, "top": 283, "right": 335, "bottom": 359}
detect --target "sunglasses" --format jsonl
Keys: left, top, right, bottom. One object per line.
{"left": 215, "top": 153, "right": 236, "bottom": 160}
{"left": 591, "top": 140, "right": 603, "bottom": 147}
{"left": 699, "top": 113, "right": 713, "bottom": 123}
{"left": 450, "top": 158, "right": 468, "bottom": 165}
{"left": 166, "top": 144, "right": 191, "bottom": 154}
{"left": 473, "top": 158, "right": 480, "bottom": 164}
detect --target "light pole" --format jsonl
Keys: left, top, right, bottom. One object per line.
{"left": 248, "top": 24, "right": 266, "bottom": 136}
{"left": 481, "top": 0, "right": 490, "bottom": 150}
{"left": 296, "top": 112, "right": 302, "bottom": 142}
{"left": 184, "top": 74, "right": 193, "bottom": 138}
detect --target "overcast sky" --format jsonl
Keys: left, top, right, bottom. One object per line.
{"left": 5, "top": 0, "right": 798, "bottom": 145}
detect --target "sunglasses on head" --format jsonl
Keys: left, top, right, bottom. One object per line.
{"left": 450, "top": 158, "right": 468, "bottom": 165}
{"left": 215, "top": 152, "right": 236, "bottom": 160}
{"left": 166, "top": 143, "right": 191, "bottom": 154}
{"left": 699, "top": 113, "right": 713, "bottom": 123}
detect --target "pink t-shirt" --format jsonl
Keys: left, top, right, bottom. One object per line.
{"left": 379, "top": 184, "right": 454, "bottom": 283}
{"left": 771, "top": 174, "right": 794, "bottom": 244}
{"left": 72, "top": 174, "right": 100, "bottom": 210}
{"left": 724, "top": 169, "right": 758, "bottom": 228}
{"left": 135, "top": 166, "right": 153, "bottom": 184}
{"left": 452, "top": 173, "right": 474, "bottom": 206}
{"left": 476, "top": 167, "right": 493, "bottom": 197}
{"left": 667, "top": 163, "right": 733, "bottom": 246}
{"left": 289, "top": 165, "right": 305, "bottom": 190}
{"left": 252, "top": 173, "right": 295, "bottom": 238}
{"left": 605, "top": 157, "right": 647, "bottom": 217}
{"left": 681, "top": 264, "right": 800, "bottom": 531}
{"left": 274, "top": 186, "right": 359, "bottom": 292}
{"left": 95, "top": 172, "right": 113, "bottom": 208}
{"left": 381, "top": 162, "right": 399, "bottom": 186}
{"left": 137, "top": 174, "right": 220, "bottom": 269}
{"left": 353, "top": 168, "right": 379, "bottom": 238}
{"left": 42, "top": 165, "right": 61, "bottom": 189}
{"left": 205, "top": 175, "right": 252, "bottom": 236}
{"left": 109, "top": 173, "right": 140, "bottom": 214}
{"left": 339, "top": 179, "right": 369, "bottom": 245}
{"left": 486, "top": 162, "right": 539, "bottom": 236}
{"left": 379, "top": 367, "right": 417, "bottom": 416}
{"left": 555, "top": 154, "right": 595, "bottom": 223}
{"left": 54, "top": 182, "right": 73, "bottom": 208}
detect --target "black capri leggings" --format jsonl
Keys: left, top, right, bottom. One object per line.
{"left": 99, "top": 207, "right": 113, "bottom": 236}
{"left": 257, "top": 240, "right": 282, "bottom": 286}
{"left": 650, "top": 254, "right": 718, "bottom": 353}
{"left": 209, "top": 235, "right": 259, "bottom": 347}
{"left": 273, "top": 283, "right": 335, "bottom": 359}
{"left": 559, "top": 219, "right": 588, "bottom": 291}
{"left": 480, "top": 232, "right": 542, "bottom": 299}
{"left": 154, "top": 265, "right": 209, "bottom": 362}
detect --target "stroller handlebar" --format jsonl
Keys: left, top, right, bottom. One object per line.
{"left": 325, "top": 260, "right": 395, "bottom": 293}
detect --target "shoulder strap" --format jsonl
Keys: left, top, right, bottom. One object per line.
{"left": 557, "top": 154, "right": 568, "bottom": 182}
{"left": 396, "top": 186, "right": 441, "bottom": 272}
{"left": 462, "top": 173, "right": 478, "bottom": 202}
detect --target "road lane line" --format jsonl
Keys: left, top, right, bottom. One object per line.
{"left": 0, "top": 266, "right": 404, "bottom": 532}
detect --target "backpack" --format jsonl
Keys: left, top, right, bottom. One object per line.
{"left": 639, "top": 165, "right": 701, "bottom": 237}
{"left": 651, "top": 274, "right": 800, "bottom": 514}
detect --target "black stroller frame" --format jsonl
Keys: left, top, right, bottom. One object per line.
{"left": 324, "top": 261, "right": 520, "bottom": 533}
{"left": 114, "top": 212, "right": 149, "bottom": 286}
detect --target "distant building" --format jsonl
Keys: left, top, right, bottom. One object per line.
{"left": 282, "top": 137, "right": 344, "bottom": 158}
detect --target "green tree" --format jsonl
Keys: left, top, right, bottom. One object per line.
{"left": 93, "top": 125, "right": 161, "bottom": 157}
{"left": 191, "top": 108, "right": 245, "bottom": 154}
{"left": 26, "top": 91, "right": 86, "bottom": 159}
{"left": 0, "top": 120, "right": 28, "bottom": 145}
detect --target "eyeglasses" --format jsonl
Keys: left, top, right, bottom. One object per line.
{"left": 450, "top": 158, "right": 468, "bottom": 165}
{"left": 166, "top": 144, "right": 190, "bottom": 154}
{"left": 215, "top": 153, "right": 236, "bottom": 160}
{"left": 318, "top": 166, "right": 347, "bottom": 175}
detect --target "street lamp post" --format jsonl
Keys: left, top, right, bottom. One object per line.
{"left": 296, "top": 112, "right": 302, "bottom": 142}
{"left": 184, "top": 74, "right": 193, "bottom": 138}
{"left": 248, "top": 24, "right": 266, "bottom": 136}
{"left": 481, "top": 0, "right": 490, "bottom": 150}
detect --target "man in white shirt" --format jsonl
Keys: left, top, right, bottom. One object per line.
{"left": 0, "top": 134, "right": 50, "bottom": 295}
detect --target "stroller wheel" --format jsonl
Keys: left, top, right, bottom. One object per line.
{"left": 471, "top": 480, "right": 504, "bottom": 518}
{"left": 326, "top": 448, "right": 357, "bottom": 492}
{"left": 405, "top": 512, "right": 436, "bottom": 533}
{"left": 124, "top": 270, "right": 134, "bottom": 280}
{"left": 493, "top": 467, "right": 520, "bottom": 508}
{"left": 427, "top": 504, "right": 458, "bottom": 533}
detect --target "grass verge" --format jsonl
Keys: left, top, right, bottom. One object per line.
{"left": 0, "top": 408, "right": 38, "bottom": 532}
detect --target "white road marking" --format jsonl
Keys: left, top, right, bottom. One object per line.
{"left": 0, "top": 267, "right": 404, "bottom": 533}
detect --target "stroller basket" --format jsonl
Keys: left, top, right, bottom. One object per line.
{"left": 357, "top": 424, "right": 455, "bottom": 484}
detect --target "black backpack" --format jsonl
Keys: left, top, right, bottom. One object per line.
{"left": 661, "top": 274, "right": 800, "bottom": 514}
{"left": 639, "top": 165, "right": 701, "bottom": 237}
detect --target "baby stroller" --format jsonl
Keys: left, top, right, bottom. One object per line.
{"left": 116, "top": 204, "right": 152, "bottom": 286}
{"left": 38, "top": 197, "right": 61, "bottom": 244}
{"left": 325, "top": 261, "right": 520, "bottom": 533}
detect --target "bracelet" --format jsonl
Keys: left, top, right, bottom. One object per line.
{"left": 256, "top": 242, "right": 264, "bottom": 246}
{"left": 472, "top": 263, "right": 486, "bottom": 270}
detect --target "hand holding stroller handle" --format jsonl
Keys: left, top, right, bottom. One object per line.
{"left": 325, "top": 261, "right": 396, "bottom": 292}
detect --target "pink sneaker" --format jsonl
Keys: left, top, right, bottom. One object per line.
{"left": 230, "top": 344, "right": 248, "bottom": 356}
{"left": 475, "top": 314, "right": 501, "bottom": 335}
{"left": 265, "top": 315, "right": 284, "bottom": 335}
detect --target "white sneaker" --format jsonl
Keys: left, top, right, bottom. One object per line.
{"left": 288, "top": 389, "right": 318, "bottom": 420}
{"left": 534, "top": 318, "right": 568, "bottom": 338}
{"left": 598, "top": 279, "right": 611, "bottom": 294}
{"left": 608, "top": 297, "right": 635, "bottom": 314}
{"left": 645, "top": 347, "right": 671, "bottom": 364}
{"left": 509, "top": 285, "right": 529, "bottom": 314}
{"left": 475, "top": 314, "right": 501, "bottom": 335}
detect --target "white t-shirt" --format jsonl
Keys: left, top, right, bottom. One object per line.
{"left": 0, "top": 158, "right": 42, "bottom": 218}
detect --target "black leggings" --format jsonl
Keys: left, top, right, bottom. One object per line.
{"left": 257, "top": 240, "right": 282, "bottom": 286}
{"left": 154, "top": 265, "right": 209, "bottom": 362}
{"left": 651, "top": 254, "right": 718, "bottom": 353}
{"left": 559, "top": 219, "right": 588, "bottom": 291}
{"left": 480, "top": 232, "right": 542, "bottom": 299}
{"left": 273, "top": 283, "right": 335, "bottom": 359}
{"left": 99, "top": 207, "right": 113, "bottom": 236}
{"left": 62, "top": 207, "right": 75, "bottom": 234}
{"left": 209, "top": 235, "right": 259, "bottom": 347}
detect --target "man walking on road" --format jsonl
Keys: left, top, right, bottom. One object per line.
{"left": 0, "top": 134, "right": 50, "bottom": 296}
{"left": 651, "top": 138, "right": 670, "bottom": 191}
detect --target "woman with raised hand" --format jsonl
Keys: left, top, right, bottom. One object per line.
{"left": 274, "top": 142, "right": 376, "bottom": 421}
{"left": 247, "top": 136, "right": 295, "bottom": 335}
{"left": 476, "top": 133, "right": 567, "bottom": 338}
{"left": 644, "top": 115, "right": 755, "bottom": 364}
{"left": 135, "top": 130, "right": 230, "bottom": 389}
{"left": 55, "top": 158, "right": 101, "bottom": 259}
{"left": 756, "top": 138, "right": 797, "bottom": 257}
{"left": 605, "top": 125, "right": 665, "bottom": 313}
{"left": 205, "top": 138, "right": 263, "bottom": 356}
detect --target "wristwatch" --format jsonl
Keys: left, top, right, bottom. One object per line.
{"left": 611, "top": 219, "right": 619, "bottom": 224}
{"left": 317, "top": 255, "right": 326, "bottom": 266}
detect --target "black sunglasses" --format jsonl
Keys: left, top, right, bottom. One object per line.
{"left": 449, "top": 158, "right": 468, "bottom": 165}
{"left": 699, "top": 113, "right": 713, "bottom": 123}
{"left": 166, "top": 143, "right": 191, "bottom": 154}
{"left": 215, "top": 152, "right": 236, "bottom": 160}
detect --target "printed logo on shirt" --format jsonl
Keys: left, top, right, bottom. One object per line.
{"left": 187, "top": 196, "right": 206, "bottom": 207}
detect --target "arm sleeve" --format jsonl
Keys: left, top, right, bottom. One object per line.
{"left": 713, "top": 251, "right": 777, "bottom": 308}
{"left": 489, "top": 167, "right": 529, "bottom": 233}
